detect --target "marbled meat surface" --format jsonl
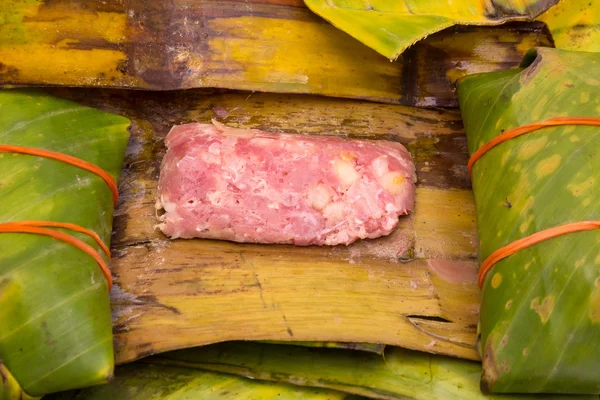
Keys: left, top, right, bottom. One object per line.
{"left": 157, "top": 121, "right": 416, "bottom": 246}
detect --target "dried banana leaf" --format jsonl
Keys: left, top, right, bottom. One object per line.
{"left": 0, "top": 89, "right": 130, "bottom": 396}
{"left": 303, "top": 0, "right": 556, "bottom": 60}
{"left": 538, "top": 0, "right": 600, "bottom": 52}
{"left": 457, "top": 48, "right": 600, "bottom": 393}
{"left": 44, "top": 363, "right": 357, "bottom": 400}
{"left": 151, "top": 342, "right": 596, "bottom": 400}
{"left": 42, "top": 88, "right": 480, "bottom": 363}
{"left": 0, "top": 0, "right": 552, "bottom": 106}
{"left": 260, "top": 341, "right": 386, "bottom": 354}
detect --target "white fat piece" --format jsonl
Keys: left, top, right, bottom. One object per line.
{"left": 333, "top": 155, "right": 359, "bottom": 189}
{"left": 307, "top": 184, "right": 333, "bottom": 210}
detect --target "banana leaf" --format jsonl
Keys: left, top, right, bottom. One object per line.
{"left": 302, "top": 0, "right": 556, "bottom": 60}
{"left": 0, "top": 89, "right": 130, "bottom": 397}
{"left": 44, "top": 363, "right": 360, "bottom": 400}
{"left": 537, "top": 0, "right": 600, "bottom": 52}
{"left": 149, "top": 342, "right": 594, "bottom": 400}
{"left": 102, "top": 98, "right": 477, "bottom": 362}
{"left": 1, "top": 362, "right": 38, "bottom": 400}
{"left": 39, "top": 88, "right": 480, "bottom": 363}
{"left": 260, "top": 341, "right": 386, "bottom": 354}
{"left": 72, "top": 90, "right": 479, "bottom": 363}
{"left": 0, "top": 0, "right": 552, "bottom": 107}
{"left": 457, "top": 48, "right": 600, "bottom": 393}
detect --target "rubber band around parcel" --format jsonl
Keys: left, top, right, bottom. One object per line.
{"left": 467, "top": 117, "right": 600, "bottom": 179}
{"left": 0, "top": 221, "right": 113, "bottom": 290}
{"left": 0, "top": 145, "right": 118, "bottom": 290}
{"left": 0, "top": 145, "right": 119, "bottom": 205}
{"left": 478, "top": 221, "right": 600, "bottom": 289}
{"left": 468, "top": 117, "right": 600, "bottom": 289}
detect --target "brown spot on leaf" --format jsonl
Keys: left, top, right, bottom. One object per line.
{"left": 530, "top": 296, "right": 555, "bottom": 323}
{"left": 500, "top": 359, "right": 510, "bottom": 373}
{"left": 481, "top": 339, "right": 500, "bottom": 393}
{"left": 0, "top": 63, "right": 20, "bottom": 82}
{"left": 137, "top": 295, "right": 181, "bottom": 315}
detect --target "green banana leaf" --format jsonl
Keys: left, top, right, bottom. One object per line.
{"left": 0, "top": 89, "right": 130, "bottom": 397}
{"left": 303, "top": 0, "right": 557, "bottom": 60}
{"left": 537, "top": 0, "right": 600, "bottom": 52}
{"left": 44, "top": 363, "right": 360, "bottom": 400}
{"left": 149, "top": 342, "right": 593, "bottom": 400}
{"left": 457, "top": 48, "right": 600, "bottom": 393}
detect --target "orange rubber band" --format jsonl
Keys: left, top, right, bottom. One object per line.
{"left": 468, "top": 117, "right": 600, "bottom": 179}
{"left": 10, "top": 221, "right": 111, "bottom": 259}
{"left": 0, "top": 222, "right": 113, "bottom": 290}
{"left": 0, "top": 145, "right": 119, "bottom": 205}
{"left": 478, "top": 221, "right": 600, "bottom": 289}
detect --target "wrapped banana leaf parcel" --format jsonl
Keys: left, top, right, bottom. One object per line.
{"left": 0, "top": 90, "right": 130, "bottom": 397}
{"left": 457, "top": 47, "right": 600, "bottom": 394}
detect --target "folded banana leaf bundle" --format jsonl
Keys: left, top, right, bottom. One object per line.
{"left": 0, "top": 90, "right": 130, "bottom": 397}
{"left": 457, "top": 48, "right": 600, "bottom": 394}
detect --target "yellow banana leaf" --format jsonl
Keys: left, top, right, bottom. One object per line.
{"left": 303, "top": 0, "right": 557, "bottom": 60}
{"left": 0, "top": 363, "right": 38, "bottom": 400}
{"left": 537, "top": 0, "right": 600, "bottom": 52}
{"left": 42, "top": 88, "right": 481, "bottom": 363}
{"left": 0, "top": 0, "right": 551, "bottom": 106}
{"left": 44, "top": 363, "right": 358, "bottom": 400}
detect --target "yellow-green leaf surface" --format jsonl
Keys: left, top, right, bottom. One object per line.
{"left": 45, "top": 363, "right": 359, "bottom": 400}
{"left": 0, "top": 0, "right": 552, "bottom": 106}
{"left": 537, "top": 0, "right": 600, "bottom": 52}
{"left": 152, "top": 342, "right": 596, "bottom": 400}
{"left": 303, "top": 0, "right": 557, "bottom": 60}
{"left": 0, "top": 90, "right": 130, "bottom": 397}
{"left": 457, "top": 48, "right": 600, "bottom": 393}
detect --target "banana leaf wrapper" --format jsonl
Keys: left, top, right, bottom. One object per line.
{"left": 44, "top": 363, "right": 360, "bottom": 400}
{"left": 0, "top": 362, "right": 38, "bottom": 400}
{"left": 0, "top": 90, "right": 130, "bottom": 396}
{"left": 259, "top": 341, "right": 385, "bottom": 354}
{"left": 537, "top": 0, "right": 600, "bottom": 53}
{"left": 40, "top": 88, "right": 481, "bottom": 363}
{"left": 457, "top": 48, "right": 600, "bottom": 393}
{"left": 150, "top": 341, "right": 595, "bottom": 400}
{"left": 303, "top": 0, "right": 557, "bottom": 60}
{"left": 0, "top": 0, "right": 553, "bottom": 107}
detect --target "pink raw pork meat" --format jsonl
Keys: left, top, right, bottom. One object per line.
{"left": 157, "top": 121, "right": 416, "bottom": 246}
